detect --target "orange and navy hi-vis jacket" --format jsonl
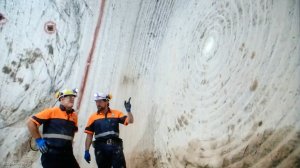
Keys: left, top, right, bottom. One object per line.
{"left": 84, "top": 109, "right": 128, "bottom": 140}
{"left": 30, "top": 105, "right": 78, "bottom": 148}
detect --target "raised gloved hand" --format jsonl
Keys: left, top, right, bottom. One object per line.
{"left": 35, "top": 138, "right": 48, "bottom": 153}
{"left": 84, "top": 150, "right": 91, "bottom": 163}
{"left": 124, "top": 97, "right": 131, "bottom": 112}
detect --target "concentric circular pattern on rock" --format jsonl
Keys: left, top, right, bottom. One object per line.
{"left": 129, "top": 0, "right": 300, "bottom": 168}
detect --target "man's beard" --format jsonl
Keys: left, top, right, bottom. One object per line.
{"left": 97, "top": 106, "right": 105, "bottom": 112}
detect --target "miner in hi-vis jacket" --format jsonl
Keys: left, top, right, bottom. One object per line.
{"left": 27, "top": 89, "right": 80, "bottom": 168}
{"left": 84, "top": 92, "right": 134, "bottom": 168}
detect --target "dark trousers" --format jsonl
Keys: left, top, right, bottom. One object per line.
{"left": 41, "top": 149, "right": 80, "bottom": 168}
{"left": 95, "top": 144, "right": 126, "bottom": 168}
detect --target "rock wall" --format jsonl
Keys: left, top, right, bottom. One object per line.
{"left": 0, "top": 0, "right": 99, "bottom": 167}
{"left": 0, "top": 0, "right": 299, "bottom": 167}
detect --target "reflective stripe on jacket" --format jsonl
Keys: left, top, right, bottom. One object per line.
{"left": 84, "top": 109, "right": 128, "bottom": 140}
{"left": 30, "top": 105, "right": 78, "bottom": 148}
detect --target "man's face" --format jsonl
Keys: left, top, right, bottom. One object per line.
{"left": 60, "top": 95, "right": 76, "bottom": 109}
{"left": 95, "top": 99, "right": 108, "bottom": 111}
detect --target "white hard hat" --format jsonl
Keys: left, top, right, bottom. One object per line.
{"left": 94, "top": 92, "right": 112, "bottom": 101}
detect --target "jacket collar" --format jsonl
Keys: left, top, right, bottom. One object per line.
{"left": 59, "top": 104, "right": 74, "bottom": 114}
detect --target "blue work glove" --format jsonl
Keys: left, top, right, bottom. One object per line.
{"left": 124, "top": 97, "right": 131, "bottom": 112}
{"left": 84, "top": 150, "right": 91, "bottom": 163}
{"left": 35, "top": 138, "right": 48, "bottom": 153}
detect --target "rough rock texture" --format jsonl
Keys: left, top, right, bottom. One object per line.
{"left": 0, "top": 0, "right": 299, "bottom": 168}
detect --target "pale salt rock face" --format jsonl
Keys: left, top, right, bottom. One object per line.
{"left": 0, "top": 0, "right": 300, "bottom": 168}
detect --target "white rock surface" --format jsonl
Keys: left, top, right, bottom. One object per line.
{"left": 0, "top": 0, "right": 299, "bottom": 168}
